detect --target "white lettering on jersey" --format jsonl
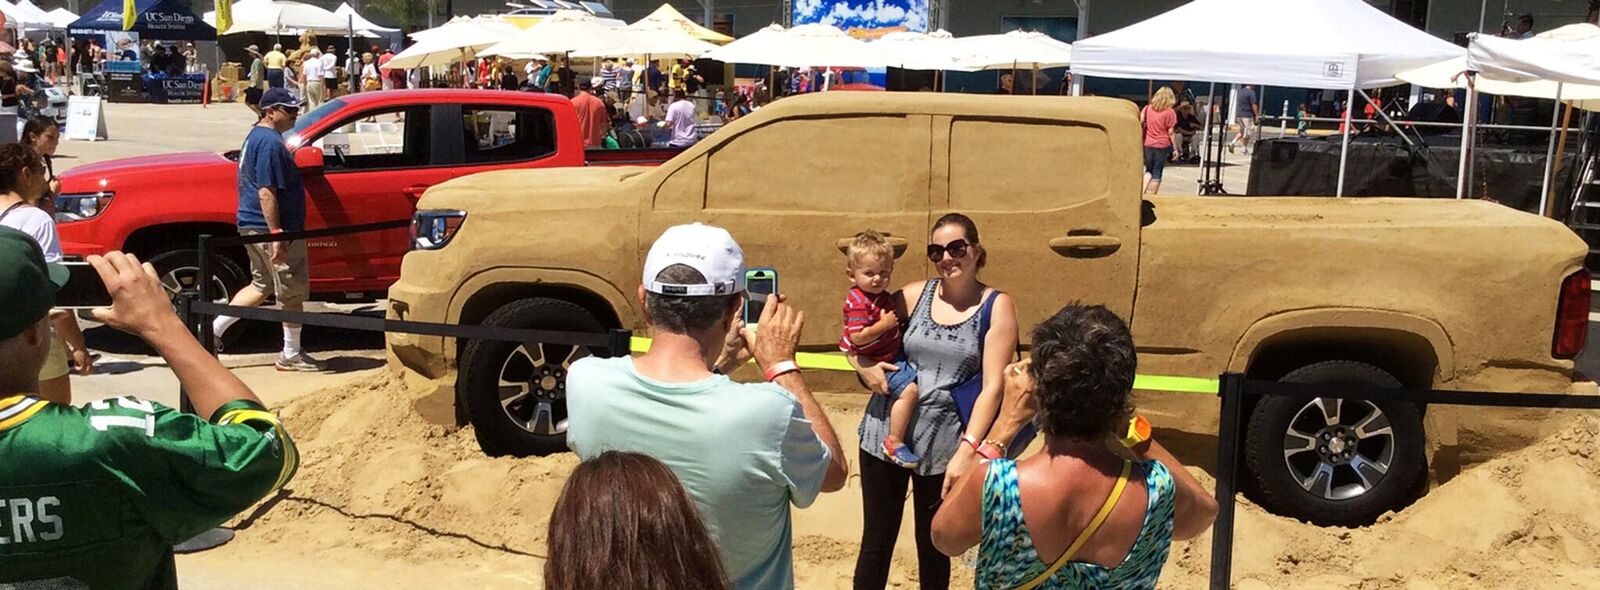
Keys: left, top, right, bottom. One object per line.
{"left": 87, "top": 397, "right": 158, "bottom": 437}
{"left": 0, "top": 496, "right": 64, "bottom": 545}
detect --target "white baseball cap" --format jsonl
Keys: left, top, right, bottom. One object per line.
{"left": 643, "top": 223, "right": 745, "bottom": 296}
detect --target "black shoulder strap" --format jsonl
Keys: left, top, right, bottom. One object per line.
{"left": 0, "top": 201, "right": 27, "bottom": 224}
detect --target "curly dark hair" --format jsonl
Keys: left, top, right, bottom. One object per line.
{"left": 0, "top": 143, "right": 44, "bottom": 196}
{"left": 1030, "top": 304, "right": 1136, "bottom": 440}
{"left": 546, "top": 451, "right": 729, "bottom": 590}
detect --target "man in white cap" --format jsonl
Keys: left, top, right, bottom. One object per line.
{"left": 566, "top": 223, "right": 848, "bottom": 590}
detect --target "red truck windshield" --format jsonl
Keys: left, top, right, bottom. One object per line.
{"left": 289, "top": 99, "right": 347, "bottom": 137}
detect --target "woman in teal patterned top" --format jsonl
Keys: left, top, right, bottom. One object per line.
{"left": 930, "top": 305, "right": 1219, "bottom": 589}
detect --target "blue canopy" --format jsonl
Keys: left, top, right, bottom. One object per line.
{"left": 70, "top": 0, "right": 217, "bottom": 40}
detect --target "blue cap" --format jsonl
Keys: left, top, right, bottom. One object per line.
{"left": 260, "top": 87, "right": 303, "bottom": 111}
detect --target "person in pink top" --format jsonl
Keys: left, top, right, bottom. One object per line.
{"left": 1140, "top": 87, "right": 1179, "bottom": 195}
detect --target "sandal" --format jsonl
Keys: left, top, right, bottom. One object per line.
{"left": 883, "top": 437, "right": 921, "bottom": 469}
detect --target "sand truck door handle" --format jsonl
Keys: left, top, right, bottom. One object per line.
{"left": 1049, "top": 234, "right": 1122, "bottom": 257}
{"left": 834, "top": 235, "right": 909, "bottom": 259}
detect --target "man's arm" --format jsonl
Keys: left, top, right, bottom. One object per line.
{"left": 88, "top": 252, "right": 262, "bottom": 419}
{"left": 745, "top": 296, "right": 848, "bottom": 493}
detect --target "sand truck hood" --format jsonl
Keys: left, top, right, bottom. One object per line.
{"left": 416, "top": 167, "right": 649, "bottom": 214}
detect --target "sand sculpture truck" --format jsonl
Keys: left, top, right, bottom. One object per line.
{"left": 386, "top": 93, "right": 1592, "bottom": 526}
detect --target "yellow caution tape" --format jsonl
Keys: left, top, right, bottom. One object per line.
{"left": 628, "top": 336, "right": 1218, "bottom": 394}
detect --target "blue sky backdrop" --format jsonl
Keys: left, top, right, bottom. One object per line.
{"left": 793, "top": 0, "right": 930, "bottom": 32}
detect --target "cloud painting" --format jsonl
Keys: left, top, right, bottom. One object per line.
{"left": 794, "top": 0, "right": 929, "bottom": 33}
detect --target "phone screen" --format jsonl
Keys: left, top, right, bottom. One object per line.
{"left": 744, "top": 268, "right": 777, "bottom": 326}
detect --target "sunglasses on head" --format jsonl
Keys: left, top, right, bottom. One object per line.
{"left": 927, "top": 239, "right": 970, "bottom": 262}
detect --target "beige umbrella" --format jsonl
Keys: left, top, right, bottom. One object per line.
{"left": 570, "top": 24, "right": 717, "bottom": 60}
{"left": 384, "top": 17, "right": 517, "bottom": 70}
{"left": 479, "top": 10, "right": 636, "bottom": 59}
{"left": 703, "top": 24, "right": 896, "bottom": 68}
{"left": 872, "top": 30, "right": 977, "bottom": 71}
{"left": 629, "top": 3, "right": 733, "bottom": 44}
{"left": 951, "top": 30, "right": 1073, "bottom": 71}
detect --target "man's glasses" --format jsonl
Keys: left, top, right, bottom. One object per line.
{"left": 927, "top": 239, "right": 970, "bottom": 262}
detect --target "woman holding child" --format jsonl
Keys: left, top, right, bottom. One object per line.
{"left": 850, "top": 213, "right": 1020, "bottom": 589}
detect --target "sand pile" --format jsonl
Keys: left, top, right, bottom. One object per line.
{"left": 192, "top": 371, "right": 1600, "bottom": 589}
{"left": 1158, "top": 415, "right": 1600, "bottom": 589}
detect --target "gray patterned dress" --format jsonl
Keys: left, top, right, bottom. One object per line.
{"left": 858, "top": 279, "right": 991, "bottom": 476}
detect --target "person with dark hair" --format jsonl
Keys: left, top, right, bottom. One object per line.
{"left": 546, "top": 451, "right": 730, "bottom": 590}
{"left": 566, "top": 223, "right": 849, "bottom": 590}
{"left": 20, "top": 117, "right": 59, "bottom": 205}
{"left": 1513, "top": 14, "right": 1535, "bottom": 38}
{"left": 0, "top": 143, "right": 89, "bottom": 403}
{"left": 211, "top": 88, "right": 323, "bottom": 371}
{"left": 665, "top": 88, "right": 699, "bottom": 147}
{"left": 0, "top": 233, "right": 299, "bottom": 588}
{"left": 930, "top": 305, "right": 1218, "bottom": 588}
{"left": 852, "top": 213, "right": 1020, "bottom": 590}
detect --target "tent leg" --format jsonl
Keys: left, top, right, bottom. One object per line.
{"left": 1540, "top": 82, "right": 1564, "bottom": 217}
{"left": 1457, "top": 86, "right": 1476, "bottom": 199}
{"left": 1336, "top": 85, "right": 1355, "bottom": 198}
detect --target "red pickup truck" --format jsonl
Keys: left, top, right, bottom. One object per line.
{"left": 54, "top": 89, "right": 679, "bottom": 306}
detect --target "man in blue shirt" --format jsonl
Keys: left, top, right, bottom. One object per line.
{"left": 212, "top": 88, "right": 324, "bottom": 372}
{"left": 566, "top": 223, "right": 849, "bottom": 589}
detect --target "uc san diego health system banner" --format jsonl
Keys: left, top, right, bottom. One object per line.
{"left": 792, "top": 0, "right": 929, "bottom": 37}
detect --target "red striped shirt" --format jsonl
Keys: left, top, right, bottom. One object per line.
{"left": 840, "top": 287, "right": 901, "bottom": 363}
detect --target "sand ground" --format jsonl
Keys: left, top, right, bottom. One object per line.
{"left": 52, "top": 101, "right": 1600, "bottom": 588}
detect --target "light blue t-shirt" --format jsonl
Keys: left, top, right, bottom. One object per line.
{"left": 565, "top": 356, "right": 831, "bottom": 590}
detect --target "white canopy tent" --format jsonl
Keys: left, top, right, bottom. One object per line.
{"left": 1462, "top": 24, "right": 1600, "bottom": 213}
{"left": 703, "top": 23, "right": 895, "bottom": 69}
{"left": 46, "top": 7, "right": 77, "bottom": 30}
{"left": 333, "top": 2, "right": 397, "bottom": 34}
{"left": 13, "top": 0, "right": 58, "bottom": 30}
{"left": 0, "top": 1, "right": 54, "bottom": 31}
{"left": 1071, "top": 0, "right": 1463, "bottom": 197}
{"left": 203, "top": 0, "right": 351, "bottom": 35}
{"left": 570, "top": 23, "right": 716, "bottom": 60}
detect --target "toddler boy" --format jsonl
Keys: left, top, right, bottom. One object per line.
{"left": 841, "top": 231, "right": 921, "bottom": 468}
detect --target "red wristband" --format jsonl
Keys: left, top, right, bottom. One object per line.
{"left": 764, "top": 360, "right": 799, "bottom": 382}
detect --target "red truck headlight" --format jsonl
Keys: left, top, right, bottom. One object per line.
{"left": 1553, "top": 269, "right": 1590, "bottom": 359}
{"left": 54, "top": 192, "right": 114, "bottom": 222}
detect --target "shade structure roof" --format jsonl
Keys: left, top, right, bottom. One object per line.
{"left": 628, "top": 3, "right": 732, "bottom": 44}
{"left": 702, "top": 23, "right": 896, "bottom": 69}
{"left": 1467, "top": 23, "right": 1600, "bottom": 87}
{"left": 871, "top": 29, "right": 975, "bottom": 71}
{"left": 570, "top": 22, "right": 717, "bottom": 59}
{"left": 71, "top": 0, "right": 217, "bottom": 40}
{"left": 950, "top": 30, "right": 1071, "bottom": 71}
{"left": 334, "top": 2, "right": 397, "bottom": 33}
{"left": 479, "top": 9, "right": 635, "bottom": 59}
{"left": 384, "top": 16, "right": 517, "bottom": 69}
{"left": 1071, "top": 0, "right": 1463, "bottom": 89}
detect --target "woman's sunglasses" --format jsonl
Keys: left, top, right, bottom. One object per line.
{"left": 927, "top": 239, "right": 970, "bottom": 262}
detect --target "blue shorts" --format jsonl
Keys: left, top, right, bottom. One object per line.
{"left": 886, "top": 358, "right": 918, "bottom": 399}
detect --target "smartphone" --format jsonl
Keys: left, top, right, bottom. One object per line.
{"left": 744, "top": 267, "right": 777, "bottom": 327}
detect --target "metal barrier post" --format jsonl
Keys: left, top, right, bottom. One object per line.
{"left": 1210, "top": 372, "right": 1246, "bottom": 590}
{"left": 175, "top": 288, "right": 198, "bottom": 415}
{"left": 196, "top": 234, "right": 217, "bottom": 357}
{"left": 604, "top": 328, "right": 632, "bottom": 358}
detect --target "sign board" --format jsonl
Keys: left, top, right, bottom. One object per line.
{"left": 148, "top": 74, "right": 205, "bottom": 104}
{"left": 107, "top": 70, "right": 145, "bottom": 103}
{"left": 65, "top": 96, "right": 109, "bottom": 141}
{"left": 792, "top": 0, "right": 928, "bottom": 33}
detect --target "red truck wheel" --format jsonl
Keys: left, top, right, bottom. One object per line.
{"left": 458, "top": 297, "right": 606, "bottom": 457}
{"left": 1243, "top": 360, "right": 1427, "bottom": 527}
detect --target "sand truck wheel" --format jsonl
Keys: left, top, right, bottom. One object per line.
{"left": 1243, "top": 360, "right": 1426, "bottom": 526}
{"left": 459, "top": 298, "right": 604, "bottom": 457}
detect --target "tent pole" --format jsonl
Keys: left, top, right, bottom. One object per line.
{"left": 1200, "top": 82, "right": 1215, "bottom": 188}
{"left": 1539, "top": 82, "right": 1564, "bottom": 217}
{"left": 1553, "top": 102, "right": 1576, "bottom": 197}
{"left": 1457, "top": 84, "right": 1476, "bottom": 199}
{"left": 1336, "top": 83, "right": 1355, "bottom": 197}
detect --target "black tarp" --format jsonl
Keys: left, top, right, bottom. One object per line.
{"left": 1245, "top": 135, "right": 1578, "bottom": 216}
{"left": 69, "top": 0, "right": 216, "bottom": 41}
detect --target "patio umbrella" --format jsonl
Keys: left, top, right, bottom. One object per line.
{"left": 703, "top": 23, "right": 896, "bottom": 69}
{"left": 479, "top": 10, "right": 635, "bottom": 59}
{"left": 571, "top": 23, "right": 716, "bottom": 60}
{"left": 384, "top": 17, "right": 516, "bottom": 69}
{"left": 951, "top": 30, "right": 1072, "bottom": 71}
{"left": 628, "top": 3, "right": 733, "bottom": 44}
{"left": 872, "top": 29, "right": 975, "bottom": 71}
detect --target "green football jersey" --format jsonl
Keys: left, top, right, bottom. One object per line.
{"left": 0, "top": 394, "right": 298, "bottom": 589}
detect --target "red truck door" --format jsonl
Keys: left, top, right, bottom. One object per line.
{"left": 297, "top": 104, "right": 449, "bottom": 295}
{"left": 931, "top": 115, "right": 1140, "bottom": 338}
